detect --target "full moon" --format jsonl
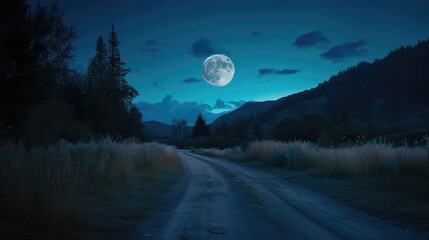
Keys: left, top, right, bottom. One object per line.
{"left": 202, "top": 54, "right": 235, "bottom": 87}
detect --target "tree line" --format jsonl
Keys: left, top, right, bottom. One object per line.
{"left": 0, "top": 1, "right": 144, "bottom": 145}
{"left": 173, "top": 110, "right": 417, "bottom": 149}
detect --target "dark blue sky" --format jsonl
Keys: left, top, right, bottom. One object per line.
{"left": 29, "top": 0, "right": 429, "bottom": 124}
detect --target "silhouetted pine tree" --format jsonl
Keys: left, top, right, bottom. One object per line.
{"left": 107, "top": 25, "right": 142, "bottom": 138}
{"left": 108, "top": 25, "right": 137, "bottom": 108}
{"left": 85, "top": 26, "right": 143, "bottom": 139}
{"left": 86, "top": 36, "right": 111, "bottom": 135}
{"left": 87, "top": 36, "right": 109, "bottom": 94}
{"left": 192, "top": 113, "right": 210, "bottom": 137}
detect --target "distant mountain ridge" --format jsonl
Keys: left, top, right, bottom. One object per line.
{"left": 143, "top": 121, "right": 173, "bottom": 138}
{"left": 211, "top": 39, "right": 429, "bottom": 139}
{"left": 143, "top": 121, "right": 193, "bottom": 138}
{"left": 210, "top": 100, "right": 276, "bottom": 128}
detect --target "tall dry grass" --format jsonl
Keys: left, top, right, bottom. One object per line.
{"left": 0, "top": 139, "right": 180, "bottom": 225}
{"left": 196, "top": 146, "right": 243, "bottom": 160}
{"left": 200, "top": 140, "right": 429, "bottom": 178}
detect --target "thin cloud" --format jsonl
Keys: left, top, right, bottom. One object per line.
{"left": 294, "top": 31, "right": 330, "bottom": 49}
{"left": 228, "top": 100, "right": 246, "bottom": 108}
{"left": 151, "top": 80, "right": 164, "bottom": 90}
{"left": 321, "top": 39, "right": 367, "bottom": 62}
{"left": 182, "top": 77, "right": 201, "bottom": 84}
{"left": 189, "top": 37, "right": 225, "bottom": 58}
{"left": 142, "top": 48, "right": 160, "bottom": 59}
{"left": 145, "top": 39, "right": 158, "bottom": 46}
{"left": 213, "top": 99, "right": 232, "bottom": 109}
{"left": 142, "top": 39, "right": 167, "bottom": 58}
{"left": 136, "top": 95, "right": 245, "bottom": 124}
{"left": 259, "top": 68, "right": 275, "bottom": 75}
{"left": 136, "top": 95, "right": 219, "bottom": 124}
{"left": 249, "top": 31, "right": 262, "bottom": 42}
{"left": 152, "top": 80, "right": 160, "bottom": 88}
{"left": 258, "top": 68, "right": 300, "bottom": 77}
{"left": 276, "top": 69, "right": 300, "bottom": 74}
{"left": 145, "top": 39, "right": 168, "bottom": 47}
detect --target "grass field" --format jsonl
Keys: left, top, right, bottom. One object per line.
{"left": 198, "top": 140, "right": 429, "bottom": 178}
{"left": 196, "top": 140, "right": 429, "bottom": 229}
{"left": 0, "top": 139, "right": 182, "bottom": 237}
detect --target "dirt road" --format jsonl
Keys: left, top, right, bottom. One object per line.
{"left": 134, "top": 151, "right": 428, "bottom": 240}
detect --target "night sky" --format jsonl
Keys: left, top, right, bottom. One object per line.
{"left": 28, "top": 0, "right": 429, "bottom": 124}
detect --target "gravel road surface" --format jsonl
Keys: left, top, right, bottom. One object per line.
{"left": 134, "top": 151, "right": 428, "bottom": 240}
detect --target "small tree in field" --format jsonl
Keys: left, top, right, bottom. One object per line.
{"left": 172, "top": 118, "right": 187, "bottom": 140}
{"left": 192, "top": 113, "right": 210, "bottom": 138}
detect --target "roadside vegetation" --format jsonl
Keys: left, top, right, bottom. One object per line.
{"left": 196, "top": 139, "right": 429, "bottom": 229}
{"left": 0, "top": 139, "right": 181, "bottom": 231}
{"left": 1, "top": 2, "right": 185, "bottom": 238}
{"left": 204, "top": 136, "right": 429, "bottom": 172}
{"left": 198, "top": 139, "right": 429, "bottom": 178}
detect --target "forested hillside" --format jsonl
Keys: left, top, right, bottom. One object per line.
{"left": 212, "top": 40, "right": 429, "bottom": 145}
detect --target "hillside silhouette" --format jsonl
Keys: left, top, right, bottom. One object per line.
{"left": 212, "top": 39, "right": 429, "bottom": 144}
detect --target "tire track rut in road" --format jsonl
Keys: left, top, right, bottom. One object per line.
{"left": 159, "top": 151, "right": 286, "bottom": 240}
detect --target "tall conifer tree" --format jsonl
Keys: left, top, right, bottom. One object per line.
{"left": 192, "top": 113, "right": 210, "bottom": 137}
